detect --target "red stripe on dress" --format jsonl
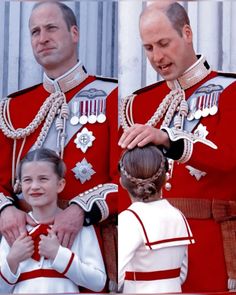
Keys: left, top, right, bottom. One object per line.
{"left": 17, "top": 269, "right": 65, "bottom": 282}
{"left": 0, "top": 270, "right": 16, "bottom": 285}
{"left": 62, "top": 252, "right": 75, "bottom": 275}
{"left": 126, "top": 209, "right": 152, "bottom": 249}
{"left": 179, "top": 211, "right": 194, "bottom": 244}
{"left": 125, "top": 267, "right": 181, "bottom": 281}
{"left": 147, "top": 236, "right": 194, "bottom": 246}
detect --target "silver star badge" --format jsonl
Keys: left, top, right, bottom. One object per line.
{"left": 186, "top": 165, "right": 207, "bottom": 181}
{"left": 194, "top": 124, "right": 209, "bottom": 139}
{"left": 74, "top": 127, "right": 95, "bottom": 153}
{"left": 72, "top": 158, "right": 96, "bottom": 183}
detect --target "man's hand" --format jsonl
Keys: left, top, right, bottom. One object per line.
{"left": 0, "top": 206, "right": 36, "bottom": 246}
{"left": 52, "top": 204, "right": 84, "bottom": 249}
{"left": 118, "top": 124, "right": 170, "bottom": 149}
{"left": 39, "top": 229, "right": 60, "bottom": 260}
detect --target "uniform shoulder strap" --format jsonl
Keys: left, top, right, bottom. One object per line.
{"left": 7, "top": 83, "right": 42, "bottom": 98}
{"left": 134, "top": 80, "right": 165, "bottom": 95}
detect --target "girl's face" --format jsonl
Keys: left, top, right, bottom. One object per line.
{"left": 21, "top": 161, "right": 65, "bottom": 210}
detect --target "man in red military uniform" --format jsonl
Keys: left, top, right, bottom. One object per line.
{"left": 119, "top": 1, "right": 236, "bottom": 293}
{"left": 0, "top": 1, "right": 118, "bottom": 292}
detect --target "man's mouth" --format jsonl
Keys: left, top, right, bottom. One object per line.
{"left": 38, "top": 48, "right": 54, "bottom": 54}
{"left": 159, "top": 63, "right": 172, "bottom": 71}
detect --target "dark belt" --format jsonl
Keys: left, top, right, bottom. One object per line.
{"left": 167, "top": 198, "right": 236, "bottom": 284}
{"left": 167, "top": 198, "right": 236, "bottom": 222}
{"left": 125, "top": 268, "right": 180, "bottom": 281}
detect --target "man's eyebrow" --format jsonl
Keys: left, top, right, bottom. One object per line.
{"left": 30, "top": 22, "right": 57, "bottom": 31}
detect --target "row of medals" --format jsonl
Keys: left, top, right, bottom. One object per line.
{"left": 70, "top": 99, "right": 106, "bottom": 125}
{"left": 187, "top": 91, "right": 220, "bottom": 121}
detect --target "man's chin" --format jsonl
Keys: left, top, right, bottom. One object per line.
{"left": 159, "top": 72, "right": 177, "bottom": 82}
{"left": 35, "top": 55, "right": 56, "bottom": 68}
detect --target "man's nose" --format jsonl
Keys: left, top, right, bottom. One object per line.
{"left": 153, "top": 47, "right": 164, "bottom": 63}
{"left": 39, "top": 30, "right": 49, "bottom": 44}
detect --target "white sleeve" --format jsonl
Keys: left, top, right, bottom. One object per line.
{"left": 0, "top": 237, "right": 20, "bottom": 293}
{"left": 51, "top": 226, "right": 106, "bottom": 292}
{"left": 180, "top": 247, "right": 188, "bottom": 284}
{"left": 118, "top": 210, "right": 143, "bottom": 292}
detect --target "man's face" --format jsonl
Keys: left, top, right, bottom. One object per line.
{"left": 140, "top": 10, "right": 194, "bottom": 81}
{"left": 29, "top": 3, "right": 78, "bottom": 77}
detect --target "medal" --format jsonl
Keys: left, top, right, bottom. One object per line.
{"left": 202, "top": 95, "right": 209, "bottom": 117}
{"left": 194, "top": 96, "right": 203, "bottom": 120}
{"left": 72, "top": 158, "right": 96, "bottom": 184}
{"left": 70, "top": 116, "right": 79, "bottom": 125}
{"left": 79, "top": 101, "right": 88, "bottom": 125}
{"left": 74, "top": 127, "right": 95, "bottom": 153}
{"left": 97, "top": 113, "right": 106, "bottom": 123}
{"left": 88, "top": 100, "right": 97, "bottom": 124}
{"left": 202, "top": 94, "right": 210, "bottom": 117}
{"left": 209, "top": 92, "right": 219, "bottom": 115}
{"left": 97, "top": 99, "right": 106, "bottom": 123}
{"left": 187, "top": 97, "right": 197, "bottom": 121}
{"left": 70, "top": 101, "right": 80, "bottom": 125}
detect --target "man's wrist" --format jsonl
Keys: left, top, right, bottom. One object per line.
{"left": 69, "top": 183, "right": 118, "bottom": 225}
{"left": 0, "top": 193, "right": 14, "bottom": 214}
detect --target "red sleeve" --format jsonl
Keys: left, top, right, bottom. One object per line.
{"left": 188, "top": 82, "right": 236, "bottom": 174}
{"left": 105, "top": 87, "right": 119, "bottom": 215}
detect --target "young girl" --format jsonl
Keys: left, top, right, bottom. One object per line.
{"left": 118, "top": 145, "right": 195, "bottom": 294}
{"left": 0, "top": 148, "right": 106, "bottom": 293}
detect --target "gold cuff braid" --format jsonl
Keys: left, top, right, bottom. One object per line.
{"left": 0, "top": 193, "right": 13, "bottom": 213}
{"left": 69, "top": 183, "right": 118, "bottom": 222}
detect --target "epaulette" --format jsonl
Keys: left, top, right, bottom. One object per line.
{"left": 218, "top": 71, "right": 236, "bottom": 79}
{"left": 134, "top": 80, "right": 165, "bottom": 95}
{"left": 95, "top": 76, "right": 118, "bottom": 83}
{"left": 7, "top": 83, "right": 42, "bottom": 98}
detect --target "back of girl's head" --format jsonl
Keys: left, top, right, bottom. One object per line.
{"left": 17, "top": 148, "right": 66, "bottom": 181}
{"left": 119, "top": 145, "right": 167, "bottom": 202}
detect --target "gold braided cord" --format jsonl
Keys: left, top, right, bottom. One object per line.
{"left": 0, "top": 92, "right": 69, "bottom": 192}
{"left": 120, "top": 88, "right": 186, "bottom": 131}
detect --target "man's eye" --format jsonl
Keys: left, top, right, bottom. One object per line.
{"left": 48, "top": 26, "right": 57, "bottom": 31}
{"left": 160, "top": 42, "right": 169, "bottom": 47}
{"left": 31, "top": 30, "right": 39, "bottom": 36}
{"left": 144, "top": 46, "right": 152, "bottom": 52}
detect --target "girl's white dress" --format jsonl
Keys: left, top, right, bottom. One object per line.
{"left": 118, "top": 199, "right": 195, "bottom": 293}
{"left": 0, "top": 213, "right": 106, "bottom": 294}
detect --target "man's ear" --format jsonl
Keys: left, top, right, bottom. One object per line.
{"left": 182, "top": 24, "right": 193, "bottom": 44}
{"left": 71, "top": 25, "right": 79, "bottom": 43}
{"left": 57, "top": 178, "right": 66, "bottom": 193}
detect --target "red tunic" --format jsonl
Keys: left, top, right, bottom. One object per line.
{"left": 119, "top": 71, "right": 236, "bottom": 292}
{"left": 0, "top": 75, "right": 118, "bottom": 292}
{"left": 0, "top": 75, "right": 118, "bottom": 212}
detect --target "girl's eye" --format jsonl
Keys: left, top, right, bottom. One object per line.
{"left": 22, "top": 178, "right": 31, "bottom": 183}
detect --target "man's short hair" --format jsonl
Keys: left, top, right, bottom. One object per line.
{"left": 32, "top": 1, "right": 77, "bottom": 31}
{"left": 166, "top": 3, "right": 190, "bottom": 36}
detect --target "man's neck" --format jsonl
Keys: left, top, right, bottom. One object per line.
{"left": 43, "top": 61, "right": 89, "bottom": 93}
{"left": 44, "top": 60, "right": 78, "bottom": 80}
{"left": 167, "top": 55, "right": 211, "bottom": 90}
